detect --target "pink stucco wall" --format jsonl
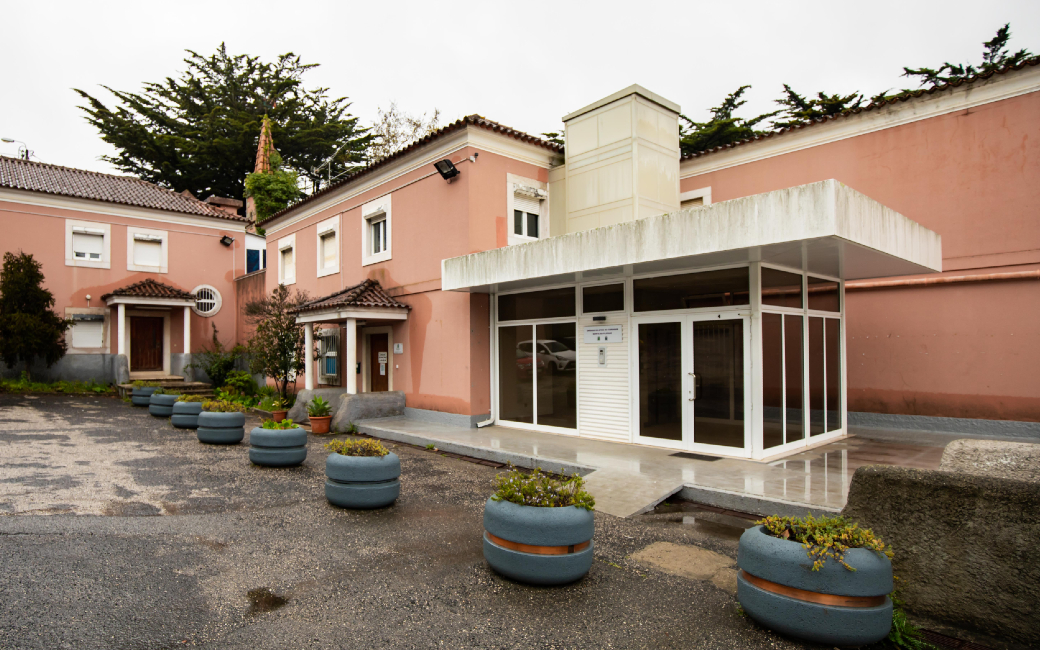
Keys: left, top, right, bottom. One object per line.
{"left": 264, "top": 143, "right": 549, "bottom": 417}
{"left": 680, "top": 90, "right": 1040, "bottom": 421}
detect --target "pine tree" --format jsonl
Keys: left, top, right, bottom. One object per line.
{"left": 0, "top": 252, "right": 73, "bottom": 378}
{"left": 772, "top": 85, "right": 863, "bottom": 129}
{"left": 76, "top": 44, "right": 372, "bottom": 200}
{"left": 680, "top": 86, "right": 779, "bottom": 156}
{"left": 903, "top": 23, "right": 1034, "bottom": 88}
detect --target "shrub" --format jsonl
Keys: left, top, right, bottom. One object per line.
{"left": 152, "top": 388, "right": 180, "bottom": 397}
{"left": 214, "top": 386, "right": 258, "bottom": 408}
{"left": 325, "top": 438, "right": 388, "bottom": 457}
{"left": 202, "top": 400, "right": 246, "bottom": 413}
{"left": 261, "top": 418, "right": 298, "bottom": 429}
{"left": 307, "top": 395, "right": 332, "bottom": 417}
{"left": 0, "top": 372, "right": 112, "bottom": 394}
{"left": 758, "top": 514, "right": 893, "bottom": 571}
{"left": 257, "top": 394, "right": 286, "bottom": 411}
{"left": 491, "top": 467, "right": 595, "bottom": 510}
{"left": 132, "top": 380, "right": 162, "bottom": 388}
{"left": 223, "top": 370, "right": 259, "bottom": 396}
{"left": 176, "top": 394, "right": 208, "bottom": 403}
{"left": 187, "top": 324, "right": 243, "bottom": 388}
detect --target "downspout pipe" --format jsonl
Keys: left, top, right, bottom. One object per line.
{"left": 846, "top": 270, "right": 1040, "bottom": 291}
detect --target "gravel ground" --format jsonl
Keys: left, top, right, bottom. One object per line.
{"left": 0, "top": 393, "right": 826, "bottom": 650}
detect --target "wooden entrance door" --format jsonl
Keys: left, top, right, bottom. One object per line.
{"left": 130, "top": 316, "right": 164, "bottom": 371}
{"left": 369, "top": 334, "right": 389, "bottom": 392}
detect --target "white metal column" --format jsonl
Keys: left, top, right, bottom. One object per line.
{"left": 304, "top": 323, "right": 314, "bottom": 390}
{"left": 117, "top": 304, "right": 126, "bottom": 355}
{"left": 183, "top": 306, "right": 191, "bottom": 355}
{"left": 345, "top": 318, "right": 357, "bottom": 394}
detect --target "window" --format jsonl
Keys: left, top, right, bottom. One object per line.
{"left": 70, "top": 315, "right": 105, "bottom": 349}
{"left": 679, "top": 187, "right": 711, "bottom": 210}
{"left": 361, "top": 196, "right": 392, "bottom": 266}
{"left": 277, "top": 234, "right": 296, "bottom": 285}
{"left": 126, "top": 227, "right": 168, "bottom": 272}
{"left": 245, "top": 233, "right": 267, "bottom": 274}
{"left": 65, "top": 220, "right": 111, "bottom": 269}
{"left": 317, "top": 328, "right": 340, "bottom": 385}
{"left": 498, "top": 287, "right": 576, "bottom": 321}
{"left": 315, "top": 216, "right": 340, "bottom": 277}
{"left": 508, "top": 177, "right": 548, "bottom": 245}
{"left": 807, "top": 276, "right": 840, "bottom": 312}
{"left": 761, "top": 268, "right": 803, "bottom": 309}
{"left": 191, "top": 285, "right": 222, "bottom": 317}
{"left": 633, "top": 268, "right": 750, "bottom": 312}
{"left": 512, "top": 194, "right": 541, "bottom": 239}
{"left": 582, "top": 283, "right": 624, "bottom": 313}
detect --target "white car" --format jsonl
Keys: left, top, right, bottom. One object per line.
{"left": 517, "top": 339, "right": 576, "bottom": 371}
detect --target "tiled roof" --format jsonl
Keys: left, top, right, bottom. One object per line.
{"left": 0, "top": 156, "right": 247, "bottom": 222}
{"left": 683, "top": 56, "right": 1040, "bottom": 160}
{"left": 265, "top": 115, "right": 562, "bottom": 224}
{"left": 101, "top": 279, "right": 195, "bottom": 301}
{"left": 292, "top": 279, "right": 410, "bottom": 314}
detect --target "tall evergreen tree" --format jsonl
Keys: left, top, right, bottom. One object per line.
{"left": 0, "top": 252, "right": 73, "bottom": 378}
{"left": 76, "top": 44, "right": 372, "bottom": 200}
{"left": 680, "top": 86, "right": 779, "bottom": 156}
{"left": 903, "top": 23, "right": 1034, "bottom": 88}
{"left": 772, "top": 85, "right": 863, "bottom": 129}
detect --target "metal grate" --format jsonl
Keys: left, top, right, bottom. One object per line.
{"left": 317, "top": 328, "right": 340, "bottom": 384}
{"left": 670, "top": 452, "right": 722, "bottom": 462}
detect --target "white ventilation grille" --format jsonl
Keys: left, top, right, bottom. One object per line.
{"left": 191, "top": 285, "right": 222, "bottom": 316}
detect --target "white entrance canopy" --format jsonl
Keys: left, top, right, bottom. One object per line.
{"left": 442, "top": 180, "right": 941, "bottom": 293}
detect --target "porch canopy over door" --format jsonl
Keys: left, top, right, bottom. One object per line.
{"left": 102, "top": 278, "right": 196, "bottom": 379}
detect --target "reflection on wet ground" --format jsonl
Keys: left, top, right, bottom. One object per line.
{"left": 647, "top": 497, "right": 758, "bottom": 542}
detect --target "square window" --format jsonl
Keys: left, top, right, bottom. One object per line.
{"left": 361, "top": 197, "right": 392, "bottom": 266}
{"left": 370, "top": 217, "right": 386, "bottom": 255}
{"left": 72, "top": 233, "right": 104, "bottom": 260}
{"left": 126, "top": 228, "right": 168, "bottom": 272}
{"left": 281, "top": 247, "right": 294, "bottom": 281}
{"left": 67, "top": 222, "right": 110, "bottom": 268}
{"left": 320, "top": 231, "right": 337, "bottom": 269}
{"left": 133, "top": 239, "right": 162, "bottom": 267}
{"left": 71, "top": 320, "right": 104, "bottom": 348}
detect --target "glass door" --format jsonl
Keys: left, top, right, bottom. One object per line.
{"left": 634, "top": 314, "right": 750, "bottom": 456}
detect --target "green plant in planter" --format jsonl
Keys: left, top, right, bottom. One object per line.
{"left": 202, "top": 400, "right": 246, "bottom": 413}
{"left": 131, "top": 380, "right": 162, "bottom": 388}
{"left": 307, "top": 396, "right": 332, "bottom": 417}
{"left": 491, "top": 467, "right": 595, "bottom": 510}
{"left": 261, "top": 418, "right": 298, "bottom": 429}
{"left": 176, "top": 394, "right": 208, "bottom": 403}
{"left": 758, "top": 514, "right": 893, "bottom": 571}
{"left": 151, "top": 388, "right": 181, "bottom": 397}
{"left": 325, "top": 438, "right": 388, "bottom": 457}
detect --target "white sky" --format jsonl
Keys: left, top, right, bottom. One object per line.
{"left": 3, "top": 0, "right": 1038, "bottom": 175}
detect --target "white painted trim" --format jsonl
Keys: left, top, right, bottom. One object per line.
{"left": 117, "top": 304, "right": 126, "bottom": 355}
{"left": 680, "top": 65, "right": 1040, "bottom": 178}
{"left": 345, "top": 318, "right": 357, "bottom": 394}
{"left": 126, "top": 225, "right": 169, "bottom": 273}
{"left": 294, "top": 308, "right": 408, "bottom": 324}
{"left": 315, "top": 214, "right": 340, "bottom": 278}
{"left": 1, "top": 187, "right": 247, "bottom": 232}
{"left": 360, "top": 325, "right": 394, "bottom": 393}
{"left": 189, "top": 284, "right": 222, "bottom": 317}
{"left": 64, "top": 307, "right": 110, "bottom": 353}
{"left": 361, "top": 195, "right": 392, "bottom": 266}
{"left": 507, "top": 173, "right": 548, "bottom": 246}
{"left": 277, "top": 233, "right": 296, "bottom": 285}
{"left": 105, "top": 296, "right": 193, "bottom": 308}
{"left": 183, "top": 306, "right": 191, "bottom": 355}
{"left": 65, "top": 219, "right": 111, "bottom": 269}
{"left": 679, "top": 186, "right": 711, "bottom": 207}
{"left": 304, "top": 323, "right": 314, "bottom": 390}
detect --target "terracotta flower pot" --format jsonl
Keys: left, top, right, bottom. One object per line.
{"left": 309, "top": 416, "right": 331, "bottom": 434}
{"left": 271, "top": 410, "right": 288, "bottom": 423}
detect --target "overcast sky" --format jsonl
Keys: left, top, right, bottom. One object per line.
{"left": 3, "top": 0, "right": 1038, "bottom": 175}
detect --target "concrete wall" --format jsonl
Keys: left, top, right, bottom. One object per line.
{"left": 679, "top": 75, "right": 1040, "bottom": 421}
{"left": 842, "top": 465, "right": 1040, "bottom": 645}
{"left": 1, "top": 353, "right": 128, "bottom": 385}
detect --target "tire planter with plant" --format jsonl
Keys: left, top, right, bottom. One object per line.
{"left": 171, "top": 396, "right": 205, "bottom": 429}
{"left": 131, "top": 385, "right": 158, "bottom": 407}
{"left": 249, "top": 419, "right": 308, "bottom": 467}
{"left": 196, "top": 401, "right": 246, "bottom": 445}
{"left": 307, "top": 396, "right": 333, "bottom": 434}
{"left": 324, "top": 439, "right": 400, "bottom": 509}
{"left": 482, "top": 468, "right": 595, "bottom": 586}
{"left": 148, "top": 392, "right": 179, "bottom": 417}
{"left": 737, "top": 515, "right": 893, "bottom": 647}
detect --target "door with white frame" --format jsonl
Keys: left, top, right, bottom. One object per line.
{"left": 632, "top": 312, "right": 751, "bottom": 457}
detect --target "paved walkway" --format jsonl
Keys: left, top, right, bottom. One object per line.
{"left": 358, "top": 418, "right": 953, "bottom": 518}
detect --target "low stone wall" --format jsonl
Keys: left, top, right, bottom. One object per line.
{"left": 2, "top": 353, "right": 128, "bottom": 384}
{"left": 287, "top": 389, "right": 405, "bottom": 431}
{"left": 842, "top": 465, "right": 1040, "bottom": 645}
{"left": 939, "top": 439, "right": 1040, "bottom": 482}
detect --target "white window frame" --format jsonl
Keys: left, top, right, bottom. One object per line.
{"left": 126, "top": 226, "right": 169, "bottom": 273}
{"left": 507, "top": 174, "right": 548, "bottom": 246}
{"left": 278, "top": 233, "right": 296, "bottom": 285}
{"left": 316, "top": 215, "right": 340, "bottom": 277}
{"left": 65, "top": 220, "right": 111, "bottom": 269}
{"left": 361, "top": 195, "right": 392, "bottom": 266}
{"left": 190, "top": 284, "right": 222, "bottom": 317}
{"left": 65, "top": 307, "right": 109, "bottom": 353}
{"left": 680, "top": 186, "right": 712, "bottom": 210}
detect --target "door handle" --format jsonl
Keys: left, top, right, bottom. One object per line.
{"left": 688, "top": 373, "right": 698, "bottom": 400}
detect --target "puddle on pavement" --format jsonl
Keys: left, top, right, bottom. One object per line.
{"left": 247, "top": 587, "right": 288, "bottom": 614}
{"left": 647, "top": 496, "right": 758, "bottom": 541}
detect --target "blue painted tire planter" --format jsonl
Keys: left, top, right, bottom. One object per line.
{"left": 482, "top": 497, "right": 594, "bottom": 586}
{"left": 325, "top": 452, "right": 400, "bottom": 509}
{"left": 249, "top": 427, "right": 308, "bottom": 467}
{"left": 196, "top": 411, "right": 245, "bottom": 445}
{"left": 148, "top": 393, "right": 178, "bottom": 417}
{"left": 171, "top": 402, "right": 202, "bottom": 429}
{"left": 130, "top": 386, "right": 158, "bottom": 407}
{"left": 737, "top": 525, "right": 893, "bottom": 646}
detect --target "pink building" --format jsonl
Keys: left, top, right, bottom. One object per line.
{"left": 0, "top": 157, "right": 249, "bottom": 384}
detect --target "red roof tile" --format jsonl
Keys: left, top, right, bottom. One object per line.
{"left": 101, "top": 279, "right": 195, "bottom": 301}
{"left": 264, "top": 115, "right": 562, "bottom": 224}
{"left": 683, "top": 56, "right": 1040, "bottom": 161}
{"left": 292, "top": 279, "right": 410, "bottom": 314}
{"left": 0, "top": 156, "right": 247, "bottom": 222}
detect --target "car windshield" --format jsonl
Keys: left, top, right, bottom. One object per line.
{"left": 541, "top": 341, "right": 570, "bottom": 352}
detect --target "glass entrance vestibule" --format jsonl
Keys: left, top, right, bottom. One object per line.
{"left": 491, "top": 263, "right": 846, "bottom": 460}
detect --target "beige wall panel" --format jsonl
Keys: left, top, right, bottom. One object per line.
{"left": 597, "top": 160, "right": 633, "bottom": 206}
{"left": 567, "top": 168, "right": 599, "bottom": 213}
{"left": 568, "top": 117, "right": 598, "bottom": 157}
{"left": 597, "top": 103, "right": 632, "bottom": 148}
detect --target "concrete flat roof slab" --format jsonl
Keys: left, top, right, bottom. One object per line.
{"left": 442, "top": 180, "right": 942, "bottom": 292}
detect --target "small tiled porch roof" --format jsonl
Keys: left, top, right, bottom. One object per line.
{"left": 101, "top": 279, "right": 195, "bottom": 302}
{"left": 292, "top": 279, "right": 410, "bottom": 314}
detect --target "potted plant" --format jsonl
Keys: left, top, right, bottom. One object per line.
{"left": 324, "top": 438, "right": 400, "bottom": 509}
{"left": 737, "top": 514, "right": 894, "bottom": 646}
{"left": 130, "top": 380, "right": 161, "bottom": 406}
{"left": 259, "top": 396, "right": 288, "bottom": 423}
{"left": 196, "top": 400, "right": 246, "bottom": 445}
{"left": 307, "top": 396, "right": 333, "bottom": 434}
{"left": 148, "top": 388, "right": 180, "bottom": 417}
{"left": 482, "top": 467, "right": 595, "bottom": 586}
{"left": 249, "top": 418, "right": 308, "bottom": 467}
{"left": 172, "top": 395, "right": 206, "bottom": 429}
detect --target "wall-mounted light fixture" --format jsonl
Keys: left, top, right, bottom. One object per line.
{"left": 434, "top": 159, "right": 460, "bottom": 182}
{"left": 220, "top": 235, "right": 234, "bottom": 247}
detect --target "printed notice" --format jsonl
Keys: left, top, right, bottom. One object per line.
{"left": 583, "top": 325, "right": 622, "bottom": 344}
{"left": 378, "top": 352, "right": 388, "bottom": 363}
